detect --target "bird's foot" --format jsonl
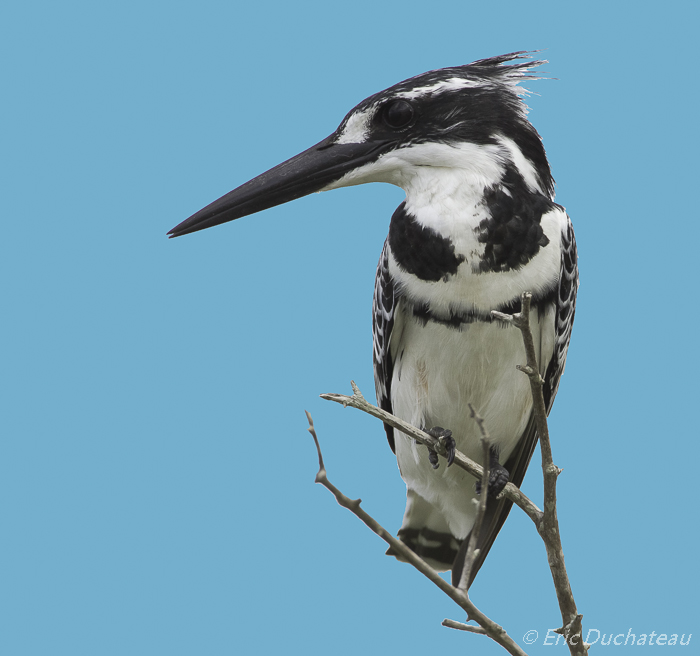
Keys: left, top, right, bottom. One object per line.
{"left": 425, "top": 427, "right": 455, "bottom": 469}
{"left": 475, "top": 447, "right": 509, "bottom": 497}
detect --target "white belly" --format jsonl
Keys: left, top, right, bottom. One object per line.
{"left": 391, "top": 305, "right": 547, "bottom": 539}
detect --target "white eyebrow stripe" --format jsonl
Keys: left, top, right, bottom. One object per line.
{"left": 396, "top": 77, "right": 483, "bottom": 99}
{"left": 335, "top": 106, "right": 375, "bottom": 144}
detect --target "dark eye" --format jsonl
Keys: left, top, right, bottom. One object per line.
{"left": 382, "top": 100, "right": 414, "bottom": 129}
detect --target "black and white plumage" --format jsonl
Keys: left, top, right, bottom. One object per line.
{"left": 169, "top": 52, "right": 578, "bottom": 587}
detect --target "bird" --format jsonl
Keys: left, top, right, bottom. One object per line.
{"left": 168, "top": 52, "right": 578, "bottom": 588}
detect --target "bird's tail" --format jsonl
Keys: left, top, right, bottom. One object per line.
{"left": 386, "top": 489, "right": 462, "bottom": 572}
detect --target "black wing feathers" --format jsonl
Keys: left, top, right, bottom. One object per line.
{"left": 372, "top": 240, "right": 397, "bottom": 452}
{"left": 543, "top": 216, "right": 578, "bottom": 411}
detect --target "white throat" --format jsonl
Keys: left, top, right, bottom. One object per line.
{"left": 324, "top": 136, "right": 543, "bottom": 230}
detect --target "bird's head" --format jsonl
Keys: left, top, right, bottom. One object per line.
{"left": 169, "top": 52, "right": 553, "bottom": 238}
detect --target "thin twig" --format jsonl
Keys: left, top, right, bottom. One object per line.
{"left": 457, "top": 404, "right": 492, "bottom": 590}
{"left": 320, "top": 383, "right": 542, "bottom": 526}
{"left": 442, "top": 619, "right": 488, "bottom": 634}
{"left": 492, "top": 293, "right": 587, "bottom": 655}
{"left": 305, "top": 411, "right": 528, "bottom": 656}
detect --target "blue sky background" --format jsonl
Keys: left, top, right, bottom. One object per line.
{"left": 3, "top": 1, "right": 698, "bottom": 654}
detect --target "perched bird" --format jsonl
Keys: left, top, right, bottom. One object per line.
{"left": 169, "top": 52, "right": 578, "bottom": 587}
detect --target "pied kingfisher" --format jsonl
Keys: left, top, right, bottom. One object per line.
{"left": 169, "top": 52, "right": 578, "bottom": 587}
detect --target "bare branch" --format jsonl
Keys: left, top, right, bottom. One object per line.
{"left": 320, "top": 384, "right": 542, "bottom": 526}
{"left": 442, "top": 618, "right": 488, "bottom": 634}
{"left": 456, "top": 404, "right": 492, "bottom": 590}
{"left": 491, "top": 293, "right": 587, "bottom": 655}
{"left": 315, "top": 292, "right": 586, "bottom": 654}
{"left": 305, "top": 411, "right": 529, "bottom": 656}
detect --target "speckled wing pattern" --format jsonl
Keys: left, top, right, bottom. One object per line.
{"left": 543, "top": 214, "right": 579, "bottom": 412}
{"left": 372, "top": 240, "right": 397, "bottom": 452}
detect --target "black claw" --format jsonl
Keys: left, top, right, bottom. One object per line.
{"left": 428, "top": 449, "right": 439, "bottom": 469}
{"left": 444, "top": 435, "right": 456, "bottom": 467}
{"left": 425, "top": 427, "right": 455, "bottom": 469}
{"left": 475, "top": 447, "right": 510, "bottom": 497}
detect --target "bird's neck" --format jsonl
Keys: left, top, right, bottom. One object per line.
{"left": 386, "top": 139, "right": 560, "bottom": 315}
{"left": 402, "top": 167, "right": 494, "bottom": 235}
{"left": 398, "top": 137, "right": 551, "bottom": 237}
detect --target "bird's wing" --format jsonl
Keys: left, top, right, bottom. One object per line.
{"left": 453, "top": 213, "right": 579, "bottom": 588}
{"left": 542, "top": 214, "right": 579, "bottom": 412}
{"left": 372, "top": 240, "right": 398, "bottom": 452}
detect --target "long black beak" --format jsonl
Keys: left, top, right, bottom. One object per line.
{"left": 168, "top": 135, "right": 390, "bottom": 238}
